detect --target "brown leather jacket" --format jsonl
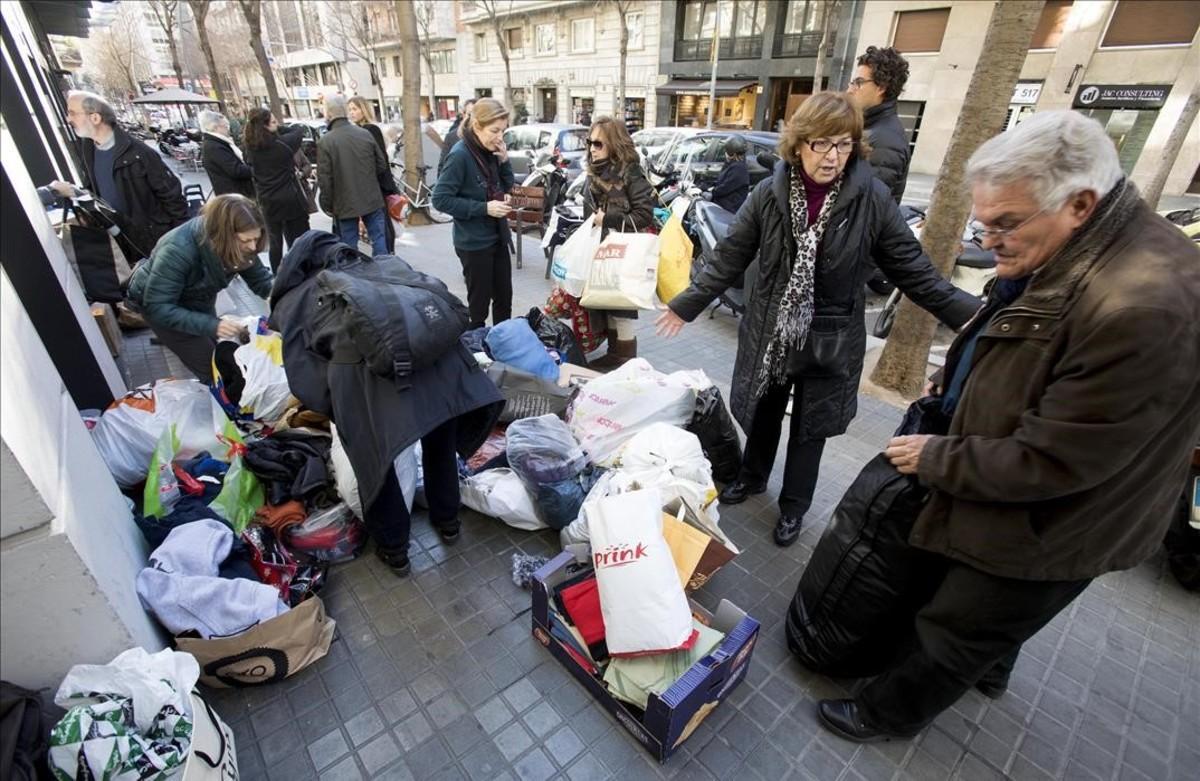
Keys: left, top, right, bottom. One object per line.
{"left": 913, "top": 200, "right": 1200, "bottom": 581}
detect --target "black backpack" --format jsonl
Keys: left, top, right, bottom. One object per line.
{"left": 311, "top": 254, "right": 470, "bottom": 389}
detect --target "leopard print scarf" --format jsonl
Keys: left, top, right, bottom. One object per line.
{"left": 756, "top": 168, "right": 842, "bottom": 395}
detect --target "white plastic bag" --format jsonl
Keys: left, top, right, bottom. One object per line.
{"left": 153, "top": 379, "right": 228, "bottom": 460}
{"left": 579, "top": 231, "right": 661, "bottom": 310}
{"left": 91, "top": 402, "right": 159, "bottom": 487}
{"left": 460, "top": 468, "right": 547, "bottom": 531}
{"left": 586, "top": 487, "right": 694, "bottom": 656}
{"left": 616, "top": 423, "right": 720, "bottom": 518}
{"left": 331, "top": 423, "right": 416, "bottom": 518}
{"left": 568, "top": 359, "right": 700, "bottom": 465}
{"left": 551, "top": 224, "right": 602, "bottom": 297}
{"left": 234, "top": 336, "right": 291, "bottom": 423}
{"left": 55, "top": 648, "right": 200, "bottom": 730}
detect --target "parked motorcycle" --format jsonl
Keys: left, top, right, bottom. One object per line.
{"left": 156, "top": 127, "right": 200, "bottom": 158}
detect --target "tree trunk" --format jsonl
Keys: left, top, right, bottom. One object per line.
{"left": 425, "top": 54, "right": 437, "bottom": 120}
{"left": 490, "top": 18, "right": 512, "bottom": 106}
{"left": 398, "top": 1, "right": 431, "bottom": 226}
{"left": 1141, "top": 80, "right": 1200, "bottom": 208}
{"left": 811, "top": 1, "right": 834, "bottom": 92}
{"left": 188, "top": 1, "right": 227, "bottom": 112}
{"left": 870, "top": 0, "right": 1045, "bottom": 399}
{"left": 617, "top": 3, "right": 628, "bottom": 116}
{"left": 238, "top": 0, "right": 282, "bottom": 118}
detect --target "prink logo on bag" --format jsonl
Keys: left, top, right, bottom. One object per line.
{"left": 594, "top": 542, "right": 649, "bottom": 569}
{"left": 594, "top": 244, "right": 628, "bottom": 261}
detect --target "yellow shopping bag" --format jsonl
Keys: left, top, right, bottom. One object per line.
{"left": 656, "top": 211, "right": 693, "bottom": 304}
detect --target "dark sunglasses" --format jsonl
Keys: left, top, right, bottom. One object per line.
{"left": 587, "top": 139, "right": 605, "bottom": 149}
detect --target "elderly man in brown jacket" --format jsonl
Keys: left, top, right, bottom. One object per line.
{"left": 818, "top": 110, "right": 1200, "bottom": 742}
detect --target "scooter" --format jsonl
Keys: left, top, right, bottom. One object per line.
{"left": 871, "top": 211, "right": 996, "bottom": 338}
{"left": 156, "top": 127, "right": 199, "bottom": 159}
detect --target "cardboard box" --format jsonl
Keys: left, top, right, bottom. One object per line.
{"left": 531, "top": 550, "right": 760, "bottom": 762}
{"left": 91, "top": 303, "right": 121, "bottom": 357}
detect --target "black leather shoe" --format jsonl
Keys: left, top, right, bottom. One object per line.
{"left": 817, "top": 700, "right": 892, "bottom": 743}
{"left": 376, "top": 545, "right": 411, "bottom": 577}
{"left": 719, "top": 480, "right": 767, "bottom": 505}
{"left": 437, "top": 524, "right": 461, "bottom": 546}
{"left": 773, "top": 514, "right": 803, "bottom": 547}
{"left": 975, "top": 679, "right": 1008, "bottom": 699}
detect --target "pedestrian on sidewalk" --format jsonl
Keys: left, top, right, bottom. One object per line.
{"left": 199, "top": 110, "right": 253, "bottom": 198}
{"left": 317, "top": 95, "right": 390, "bottom": 255}
{"left": 50, "top": 90, "right": 188, "bottom": 261}
{"left": 438, "top": 98, "right": 476, "bottom": 176}
{"left": 656, "top": 92, "right": 980, "bottom": 548}
{"left": 125, "top": 194, "right": 273, "bottom": 380}
{"left": 815, "top": 109, "right": 1200, "bottom": 744}
{"left": 432, "top": 98, "right": 515, "bottom": 329}
{"left": 582, "top": 115, "right": 656, "bottom": 369}
{"left": 348, "top": 96, "right": 399, "bottom": 254}
{"left": 242, "top": 108, "right": 311, "bottom": 272}
{"left": 847, "top": 46, "right": 911, "bottom": 205}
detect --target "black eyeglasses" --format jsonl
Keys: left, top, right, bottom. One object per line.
{"left": 588, "top": 139, "right": 605, "bottom": 149}
{"left": 848, "top": 77, "right": 876, "bottom": 89}
{"left": 808, "top": 139, "right": 855, "bottom": 156}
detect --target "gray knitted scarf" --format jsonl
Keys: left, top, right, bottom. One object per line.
{"left": 757, "top": 169, "right": 842, "bottom": 394}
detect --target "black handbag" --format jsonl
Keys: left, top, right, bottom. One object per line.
{"left": 58, "top": 198, "right": 135, "bottom": 303}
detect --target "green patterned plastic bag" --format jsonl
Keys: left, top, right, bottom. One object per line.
{"left": 208, "top": 421, "right": 264, "bottom": 533}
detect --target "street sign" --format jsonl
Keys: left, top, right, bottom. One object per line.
{"left": 1073, "top": 84, "right": 1171, "bottom": 110}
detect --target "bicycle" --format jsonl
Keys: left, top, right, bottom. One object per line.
{"left": 391, "top": 163, "right": 452, "bottom": 224}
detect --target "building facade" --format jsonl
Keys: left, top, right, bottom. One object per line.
{"left": 858, "top": 0, "right": 1200, "bottom": 197}
{"left": 369, "top": 0, "right": 464, "bottom": 122}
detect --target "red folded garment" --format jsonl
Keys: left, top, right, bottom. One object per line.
{"left": 559, "top": 577, "right": 609, "bottom": 661}
{"left": 608, "top": 629, "right": 700, "bottom": 659}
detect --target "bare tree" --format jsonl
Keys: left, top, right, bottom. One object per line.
{"left": 322, "top": 1, "right": 383, "bottom": 86}
{"left": 609, "top": 0, "right": 635, "bottom": 117}
{"left": 473, "top": 0, "right": 513, "bottom": 106}
{"left": 87, "top": 3, "right": 148, "bottom": 99}
{"left": 147, "top": 0, "right": 186, "bottom": 88}
{"left": 811, "top": 1, "right": 837, "bottom": 92}
{"left": 870, "top": 1, "right": 1046, "bottom": 398}
{"left": 186, "top": 0, "right": 226, "bottom": 111}
{"left": 397, "top": 0, "right": 431, "bottom": 225}
{"left": 235, "top": 0, "right": 283, "bottom": 117}
{"left": 1141, "top": 80, "right": 1200, "bottom": 208}
{"left": 208, "top": 8, "right": 257, "bottom": 109}
{"left": 416, "top": 0, "right": 438, "bottom": 120}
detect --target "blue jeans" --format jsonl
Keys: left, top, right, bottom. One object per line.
{"left": 337, "top": 208, "right": 388, "bottom": 256}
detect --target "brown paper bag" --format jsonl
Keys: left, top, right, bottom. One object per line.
{"left": 176, "top": 596, "right": 336, "bottom": 687}
{"left": 662, "top": 512, "right": 737, "bottom": 591}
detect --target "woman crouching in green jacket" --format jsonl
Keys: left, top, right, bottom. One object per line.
{"left": 126, "top": 194, "right": 274, "bottom": 380}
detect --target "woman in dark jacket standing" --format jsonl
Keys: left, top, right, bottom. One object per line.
{"left": 242, "top": 108, "right": 311, "bottom": 272}
{"left": 349, "top": 96, "right": 399, "bottom": 254}
{"left": 432, "top": 98, "right": 515, "bottom": 329}
{"left": 199, "top": 110, "right": 254, "bottom": 198}
{"left": 657, "top": 92, "right": 980, "bottom": 547}
{"left": 582, "top": 116, "right": 655, "bottom": 368}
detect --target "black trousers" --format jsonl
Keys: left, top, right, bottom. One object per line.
{"left": 267, "top": 214, "right": 311, "bottom": 273}
{"left": 455, "top": 242, "right": 512, "bottom": 329}
{"left": 148, "top": 321, "right": 216, "bottom": 382}
{"left": 857, "top": 556, "right": 1090, "bottom": 734}
{"left": 739, "top": 380, "right": 827, "bottom": 517}
{"left": 362, "top": 417, "right": 461, "bottom": 553}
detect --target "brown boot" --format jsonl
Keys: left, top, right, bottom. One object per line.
{"left": 590, "top": 331, "right": 637, "bottom": 371}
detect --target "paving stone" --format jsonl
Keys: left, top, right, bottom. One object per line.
{"left": 442, "top": 715, "right": 488, "bottom": 758}
{"left": 544, "top": 726, "right": 586, "bottom": 765}
{"left": 521, "top": 700, "right": 561, "bottom": 739}
{"left": 307, "top": 729, "right": 350, "bottom": 771}
{"left": 427, "top": 692, "right": 469, "bottom": 728}
{"left": 462, "top": 740, "right": 510, "bottom": 781}
{"left": 494, "top": 721, "right": 535, "bottom": 762}
{"left": 378, "top": 689, "right": 419, "bottom": 725}
{"left": 502, "top": 678, "right": 542, "bottom": 714}
{"left": 405, "top": 737, "right": 454, "bottom": 779}
{"left": 358, "top": 731, "right": 403, "bottom": 775}
{"left": 512, "top": 747, "right": 557, "bottom": 781}
{"left": 395, "top": 711, "right": 434, "bottom": 752}
{"left": 260, "top": 725, "right": 305, "bottom": 766}
{"left": 566, "top": 751, "right": 612, "bottom": 781}
{"left": 475, "top": 695, "right": 515, "bottom": 735}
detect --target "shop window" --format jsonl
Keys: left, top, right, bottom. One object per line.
{"left": 896, "top": 100, "right": 925, "bottom": 156}
{"left": 1102, "top": 0, "right": 1200, "bottom": 47}
{"left": 892, "top": 8, "right": 951, "bottom": 54}
{"left": 1030, "top": 1, "right": 1073, "bottom": 50}
{"left": 1084, "top": 108, "right": 1158, "bottom": 173}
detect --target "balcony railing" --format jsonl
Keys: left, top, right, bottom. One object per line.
{"left": 772, "top": 30, "right": 838, "bottom": 59}
{"left": 674, "top": 36, "right": 763, "bottom": 62}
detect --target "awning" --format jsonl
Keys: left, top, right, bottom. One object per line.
{"left": 657, "top": 79, "right": 757, "bottom": 97}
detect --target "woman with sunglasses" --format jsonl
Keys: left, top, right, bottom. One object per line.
{"left": 656, "top": 92, "right": 980, "bottom": 548}
{"left": 581, "top": 116, "right": 656, "bottom": 368}
{"left": 432, "top": 98, "right": 514, "bottom": 329}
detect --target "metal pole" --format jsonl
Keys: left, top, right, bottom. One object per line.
{"left": 706, "top": 14, "right": 720, "bottom": 129}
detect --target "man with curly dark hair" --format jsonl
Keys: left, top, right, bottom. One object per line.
{"left": 848, "top": 46, "right": 911, "bottom": 204}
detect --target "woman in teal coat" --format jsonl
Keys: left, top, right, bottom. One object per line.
{"left": 126, "top": 194, "right": 274, "bottom": 380}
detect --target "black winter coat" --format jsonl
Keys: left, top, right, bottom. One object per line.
{"left": 317, "top": 118, "right": 388, "bottom": 220}
{"left": 669, "top": 158, "right": 980, "bottom": 440}
{"left": 245, "top": 126, "right": 309, "bottom": 222}
{"left": 79, "top": 127, "right": 188, "bottom": 258}
{"left": 711, "top": 159, "right": 750, "bottom": 214}
{"left": 360, "top": 122, "right": 400, "bottom": 197}
{"left": 582, "top": 161, "right": 655, "bottom": 232}
{"left": 269, "top": 230, "right": 504, "bottom": 508}
{"left": 863, "top": 101, "right": 911, "bottom": 204}
{"left": 438, "top": 118, "right": 463, "bottom": 175}
{"left": 201, "top": 134, "right": 254, "bottom": 198}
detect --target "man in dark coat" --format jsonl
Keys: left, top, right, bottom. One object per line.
{"left": 816, "top": 111, "right": 1200, "bottom": 742}
{"left": 847, "top": 46, "right": 911, "bottom": 205}
{"left": 317, "top": 96, "right": 389, "bottom": 255}
{"left": 51, "top": 90, "right": 188, "bottom": 260}
{"left": 437, "top": 99, "right": 476, "bottom": 175}
{"left": 708, "top": 135, "right": 750, "bottom": 214}
{"left": 658, "top": 93, "right": 979, "bottom": 548}
{"left": 199, "top": 110, "right": 254, "bottom": 198}
{"left": 269, "top": 230, "right": 504, "bottom": 577}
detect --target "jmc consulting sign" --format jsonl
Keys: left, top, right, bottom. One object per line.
{"left": 1073, "top": 84, "right": 1172, "bottom": 110}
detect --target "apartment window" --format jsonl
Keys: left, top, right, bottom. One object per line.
{"left": 682, "top": 0, "right": 764, "bottom": 40}
{"left": 320, "top": 63, "right": 339, "bottom": 85}
{"left": 571, "top": 18, "right": 595, "bottom": 53}
{"left": 781, "top": 0, "right": 820, "bottom": 35}
{"left": 431, "top": 49, "right": 456, "bottom": 74}
{"left": 535, "top": 23, "right": 556, "bottom": 55}
{"left": 505, "top": 27, "right": 524, "bottom": 57}
{"left": 1031, "top": 1, "right": 1073, "bottom": 49}
{"left": 892, "top": 8, "right": 951, "bottom": 53}
{"left": 1101, "top": 0, "right": 1200, "bottom": 47}
{"left": 896, "top": 100, "right": 925, "bottom": 156}
{"left": 626, "top": 12, "right": 645, "bottom": 49}
{"left": 379, "top": 58, "right": 388, "bottom": 78}
{"left": 393, "top": 55, "right": 401, "bottom": 74}
{"left": 474, "top": 32, "right": 488, "bottom": 61}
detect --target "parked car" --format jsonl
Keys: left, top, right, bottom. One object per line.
{"left": 502, "top": 123, "right": 588, "bottom": 177}
{"left": 284, "top": 119, "right": 329, "bottom": 167}
{"left": 648, "top": 131, "right": 780, "bottom": 190}
{"left": 633, "top": 127, "right": 704, "bottom": 174}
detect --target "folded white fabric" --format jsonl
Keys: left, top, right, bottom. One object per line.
{"left": 136, "top": 518, "right": 289, "bottom": 638}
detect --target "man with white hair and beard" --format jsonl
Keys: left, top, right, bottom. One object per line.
{"left": 816, "top": 110, "right": 1200, "bottom": 742}
{"left": 50, "top": 91, "right": 188, "bottom": 259}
